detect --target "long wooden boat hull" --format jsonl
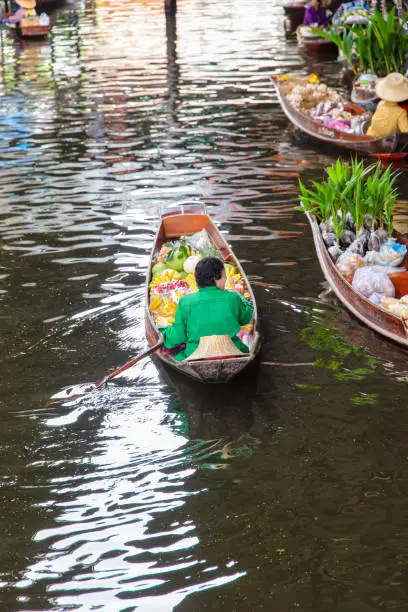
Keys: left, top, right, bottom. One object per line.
{"left": 6, "top": 21, "right": 49, "bottom": 38}
{"left": 145, "top": 210, "right": 262, "bottom": 383}
{"left": 272, "top": 76, "right": 406, "bottom": 158}
{"left": 305, "top": 211, "right": 408, "bottom": 349}
{"left": 18, "top": 24, "right": 49, "bottom": 37}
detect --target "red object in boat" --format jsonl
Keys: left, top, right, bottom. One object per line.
{"left": 371, "top": 152, "right": 408, "bottom": 161}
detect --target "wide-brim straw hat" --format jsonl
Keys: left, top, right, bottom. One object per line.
{"left": 376, "top": 73, "right": 408, "bottom": 103}
{"left": 186, "top": 335, "right": 245, "bottom": 361}
{"left": 16, "top": 0, "right": 36, "bottom": 9}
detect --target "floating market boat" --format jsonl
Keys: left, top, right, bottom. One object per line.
{"left": 283, "top": 0, "right": 306, "bottom": 30}
{"left": 17, "top": 22, "right": 49, "bottom": 37}
{"left": 296, "top": 26, "right": 338, "bottom": 54}
{"left": 145, "top": 207, "right": 262, "bottom": 383}
{"left": 5, "top": 16, "right": 49, "bottom": 38}
{"left": 272, "top": 76, "right": 408, "bottom": 159}
{"left": 305, "top": 210, "right": 408, "bottom": 349}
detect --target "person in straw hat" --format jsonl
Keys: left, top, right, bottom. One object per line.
{"left": 160, "top": 257, "right": 253, "bottom": 361}
{"left": 5, "top": 0, "right": 37, "bottom": 24}
{"left": 367, "top": 72, "right": 408, "bottom": 139}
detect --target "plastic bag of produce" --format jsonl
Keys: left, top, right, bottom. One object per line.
{"left": 375, "top": 239, "right": 407, "bottom": 267}
{"left": 382, "top": 300, "right": 408, "bottom": 318}
{"left": 336, "top": 252, "right": 365, "bottom": 283}
{"left": 352, "top": 266, "right": 395, "bottom": 300}
{"left": 237, "top": 330, "right": 253, "bottom": 349}
{"left": 184, "top": 229, "right": 211, "bottom": 252}
{"left": 39, "top": 12, "right": 50, "bottom": 25}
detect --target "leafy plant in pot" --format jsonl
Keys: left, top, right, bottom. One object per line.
{"left": 311, "top": 8, "right": 408, "bottom": 77}
{"left": 297, "top": 158, "right": 400, "bottom": 261}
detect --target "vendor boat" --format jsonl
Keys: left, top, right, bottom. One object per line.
{"left": 272, "top": 75, "right": 408, "bottom": 159}
{"left": 145, "top": 206, "right": 262, "bottom": 383}
{"left": 296, "top": 26, "right": 338, "bottom": 54}
{"left": 305, "top": 209, "right": 408, "bottom": 349}
{"left": 283, "top": 0, "right": 307, "bottom": 30}
{"left": 17, "top": 22, "right": 49, "bottom": 37}
{"left": 5, "top": 16, "right": 49, "bottom": 38}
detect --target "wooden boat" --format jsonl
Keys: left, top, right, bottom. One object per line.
{"left": 18, "top": 22, "right": 49, "bottom": 37}
{"left": 6, "top": 18, "right": 49, "bottom": 38}
{"left": 272, "top": 75, "right": 408, "bottom": 159}
{"left": 283, "top": 0, "right": 306, "bottom": 30}
{"left": 305, "top": 209, "right": 408, "bottom": 349}
{"left": 145, "top": 206, "right": 262, "bottom": 383}
{"left": 296, "top": 26, "right": 338, "bottom": 54}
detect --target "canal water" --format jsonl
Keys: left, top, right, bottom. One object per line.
{"left": 2, "top": 0, "right": 408, "bottom": 610}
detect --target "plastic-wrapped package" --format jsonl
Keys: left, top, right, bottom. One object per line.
{"left": 328, "top": 244, "right": 342, "bottom": 262}
{"left": 237, "top": 330, "right": 253, "bottom": 349}
{"left": 369, "top": 292, "right": 383, "bottom": 305}
{"left": 376, "top": 228, "right": 389, "bottom": 247}
{"left": 375, "top": 239, "right": 407, "bottom": 267}
{"left": 336, "top": 252, "right": 365, "bottom": 283}
{"left": 386, "top": 302, "right": 408, "bottom": 318}
{"left": 183, "top": 229, "right": 211, "bottom": 252}
{"left": 339, "top": 230, "right": 356, "bottom": 249}
{"left": 346, "top": 212, "right": 356, "bottom": 233}
{"left": 364, "top": 250, "right": 378, "bottom": 265}
{"left": 367, "top": 231, "right": 380, "bottom": 252}
{"left": 348, "top": 230, "right": 369, "bottom": 257}
{"left": 381, "top": 297, "right": 400, "bottom": 309}
{"left": 39, "top": 12, "right": 50, "bottom": 25}
{"left": 352, "top": 266, "right": 395, "bottom": 300}
{"left": 322, "top": 230, "right": 337, "bottom": 248}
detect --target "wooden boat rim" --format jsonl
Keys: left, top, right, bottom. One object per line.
{"left": 297, "top": 26, "right": 338, "bottom": 43}
{"left": 305, "top": 210, "right": 408, "bottom": 346}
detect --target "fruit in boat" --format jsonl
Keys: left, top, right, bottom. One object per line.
{"left": 183, "top": 255, "right": 202, "bottom": 274}
{"left": 149, "top": 269, "right": 181, "bottom": 291}
{"left": 224, "top": 263, "right": 237, "bottom": 276}
{"left": 166, "top": 245, "right": 190, "bottom": 272}
{"left": 152, "top": 262, "right": 167, "bottom": 276}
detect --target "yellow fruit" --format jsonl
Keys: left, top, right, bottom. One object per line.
{"left": 150, "top": 295, "right": 163, "bottom": 311}
{"left": 225, "top": 264, "right": 237, "bottom": 277}
{"left": 149, "top": 269, "right": 181, "bottom": 290}
{"left": 185, "top": 274, "right": 198, "bottom": 292}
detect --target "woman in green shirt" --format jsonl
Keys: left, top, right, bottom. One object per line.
{"left": 161, "top": 257, "right": 253, "bottom": 361}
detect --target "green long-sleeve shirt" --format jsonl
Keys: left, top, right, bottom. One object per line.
{"left": 161, "top": 286, "right": 254, "bottom": 361}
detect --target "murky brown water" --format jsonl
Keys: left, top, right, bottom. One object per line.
{"left": 2, "top": 0, "right": 408, "bottom": 610}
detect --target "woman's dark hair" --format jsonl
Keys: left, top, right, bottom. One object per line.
{"left": 195, "top": 257, "right": 224, "bottom": 288}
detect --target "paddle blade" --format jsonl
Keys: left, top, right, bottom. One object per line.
{"left": 49, "top": 382, "right": 97, "bottom": 402}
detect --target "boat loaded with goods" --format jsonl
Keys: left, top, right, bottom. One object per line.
{"left": 272, "top": 72, "right": 408, "bottom": 158}
{"left": 275, "top": 7, "right": 408, "bottom": 159}
{"left": 298, "top": 158, "right": 408, "bottom": 347}
{"left": 145, "top": 207, "right": 262, "bottom": 383}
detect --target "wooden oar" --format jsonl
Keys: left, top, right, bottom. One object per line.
{"left": 47, "top": 341, "right": 164, "bottom": 405}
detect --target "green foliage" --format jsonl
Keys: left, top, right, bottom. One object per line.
{"left": 301, "top": 314, "right": 381, "bottom": 381}
{"left": 312, "top": 8, "right": 408, "bottom": 76}
{"left": 297, "top": 158, "right": 400, "bottom": 240}
{"left": 311, "top": 27, "right": 357, "bottom": 74}
{"left": 350, "top": 392, "right": 379, "bottom": 405}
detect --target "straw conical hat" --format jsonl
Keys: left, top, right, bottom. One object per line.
{"left": 16, "top": 0, "right": 36, "bottom": 8}
{"left": 376, "top": 73, "right": 408, "bottom": 103}
{"left": 186, "top": 335, "right": 245, "bottom": 361}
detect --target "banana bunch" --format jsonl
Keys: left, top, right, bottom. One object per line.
{"left": 149, "top": 269, "right": 181, "bottom": 291}
{"left": 184, "top": 273, "right": 198, "bottom": 292}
